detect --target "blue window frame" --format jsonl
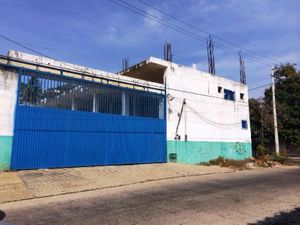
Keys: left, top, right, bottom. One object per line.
{"left": 224, "top": 89, "right": 235, "bottom": 101}
{"left": 241, "top": 120, "right": 248, "bottom": 129}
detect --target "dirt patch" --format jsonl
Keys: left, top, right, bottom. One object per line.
{"left": 201, "top": 156, "right": 289, "bottom": 170}
{"left": 201, "top": 157, "right": 254, "bottom": 170}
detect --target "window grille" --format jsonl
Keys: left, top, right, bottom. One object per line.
{"left": 224, "top": 89, "right": 235, "bottom": 101}
{"left": 19, "top": 70, "right": 165, "bottom": 119}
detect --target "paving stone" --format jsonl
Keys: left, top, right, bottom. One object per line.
{"left": 0, "top": 172, "right": 33, "bottom": 202}
{"left": 0, "top": 163, "right": 234, "bottom": 203}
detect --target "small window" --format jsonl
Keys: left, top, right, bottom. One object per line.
{"left": 224, "top": 89, "right": 235, "bottom": 101}
{"left": 240, "top": 93, "right": 244, "bottom": 100}
{"left": 241, "top": 120, "right": 248, "bottom": 129}
{"left": 218, "top": 86, "right": 222, "bottom": 93}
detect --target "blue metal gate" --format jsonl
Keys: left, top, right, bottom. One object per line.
{"left": 11, "top": 68, "right": 166, "bottom": 169}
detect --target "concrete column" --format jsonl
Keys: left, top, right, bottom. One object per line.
{"left": 0, "top": 69, "right": 18, "bottom": 170}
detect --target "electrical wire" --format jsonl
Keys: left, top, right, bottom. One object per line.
{"left": 165, "top": 1, "right": 245, "bottom": 41}
{"left": 109, "top": 0, "right": 207, "bottom": 42}
{"left": 167, "top": 87, "right": 249, "bottom": 104}
{"left": 185, "top": 103, "right": 241, "bottom": 128}
{"left": 0, "top": 32, "right": 274, "bottom": 95}
{"left": 0, "top": 33, "right": 121, "bottom": 78}
{"left": 0, "top": 34, "right": 51, "bottom": 58}
{"left": 0, "top": 33, "right": 168, "bottom": 95}
{"left": 21, "top": 43, "right": 120, "bottom": 66}
{"left": 136, "top": 0, "right": 283, "bottom": 65}
{"left": 109, "top": 0, "right": 276, "bottom": 66}
{"left": 249, "top": 83, "right": 272, "bottom": 91}
{"left": 0, "top": 34, "right": 119, "bottom": 67}
{"left": 168, "top": 93, "right": 250, "bottom": 116}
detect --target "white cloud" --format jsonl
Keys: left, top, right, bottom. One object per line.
{"left": 143, "top": 9, "right": 163, "bottom": 29}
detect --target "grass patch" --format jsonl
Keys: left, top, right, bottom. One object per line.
{"left": 199, "top": 154, "right": 293, "bottom": 169}
{"left": 203, "top": 157, "right": 253, "bottom": 170}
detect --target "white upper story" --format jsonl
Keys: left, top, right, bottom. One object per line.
{"left": 120, "top": 57, "right": 251, "bottom": 143}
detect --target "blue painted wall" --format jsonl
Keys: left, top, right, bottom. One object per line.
{"left": 11, "top": 106, "right": 166, "bottom": 169}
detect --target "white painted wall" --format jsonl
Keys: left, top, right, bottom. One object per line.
{"left": 0, "top": 69, "right": 18, "bottom": 136}
{"left": 164, "top": 62, "right": 251, "bottom": 143}
{"left": 1, "top": 52, "right": 252, "bottom": 144}
{"left": 8, "top": 50, "right": 163, "bottom": 90}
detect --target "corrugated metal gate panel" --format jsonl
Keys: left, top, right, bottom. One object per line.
{"left": 10, "top": 68, "right": 166, "bottom": 170}
{"left": 11, "top": 106, "right": 166, "bottom": 169}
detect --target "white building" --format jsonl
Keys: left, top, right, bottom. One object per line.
{"left": 0, "top": 50, "right": 252, "bottom": 170}
{"left": 120, "top": 57, "right": 252, "bottom": 163}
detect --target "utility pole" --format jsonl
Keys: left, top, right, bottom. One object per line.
{"left": 271, "top": 67, "right": 280, "bottom": 155}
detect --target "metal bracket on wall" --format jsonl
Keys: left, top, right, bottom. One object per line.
{"left": 174, "top": 98, "right": 186, "bottom": 140}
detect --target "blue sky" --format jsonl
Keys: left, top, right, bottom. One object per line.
{"left": 0, "top": 0, "right": 299, "bottom": 97}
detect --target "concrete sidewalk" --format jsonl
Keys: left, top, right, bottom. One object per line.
{"left": 0, "top": 163, "right": 234, "bottom": 204}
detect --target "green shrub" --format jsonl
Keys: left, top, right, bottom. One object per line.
{"left": 256, "top": 144, "right": 266, "bottom": 157}
{"left": 272, "top": 153, "right": 288, "bottom": 164}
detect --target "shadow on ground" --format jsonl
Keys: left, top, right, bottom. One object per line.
{"left": 0, "top": 210, "right": 5, "bottom": 221}
{"left": 248, "top": 207, "right": 300, "bottom": 225}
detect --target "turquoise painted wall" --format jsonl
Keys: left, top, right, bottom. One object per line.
{"left": 167, "top": 140, "right": 252, "bottom": 164}
{"left": 0, "top": 136, "right": 13, "bottom": 170}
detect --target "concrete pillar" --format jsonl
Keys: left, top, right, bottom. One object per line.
{"left": 0, "top": 69, "right": 18, "bottom": 170}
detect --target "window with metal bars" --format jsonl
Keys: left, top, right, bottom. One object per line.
{"left": 18, "top": 70, "right": 165, "bottom": 119}
{"left": 224, "top": 89, "right": 235, "bottom": 101}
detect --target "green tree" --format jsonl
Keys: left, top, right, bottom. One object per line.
{"left": 249, "top": 64, "right": 300, "bottom": 156}
{"left": 249, "top": 98, "right": 262, "bottom": 156}
{"left": 20, "top": 76, "right": 42, "bottom": 105}
{"left": 249, "top": 98, "right": 273, "bottom": 156}
{"left": 265, "top": 64, "right": 300, "bottom": 148}
{"left": 250, "top": 63, "right": 300, "bottom": 156}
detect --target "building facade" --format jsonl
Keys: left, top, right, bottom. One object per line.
{"left": 0, "top": 51, "right": 252, "bottom": 170}
{"left": 0, "top": 51, "right": 166, "bottom": 170}
{"left": 120, "top": 57, "right": 252, "bottom": 163}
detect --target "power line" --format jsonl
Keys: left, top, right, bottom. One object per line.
{"left": 136, "top": 0, "right": 283, "bottom": 65}
{"left": 167, "top": 87, "right": 248, "bottom": 104}
{"left": 186, "top": 103, "right": 240, "bottom": 128}
{"left": 170, "top": 95, "right": 250, "bottom": 113}
{"left": 125, "top": 0, "right": 278, "bottom": 66}
{"left": 0, "top": 32, "right": 274, "bottom": 95}
{"left": 109, "top": 0, "right": 275, "bottom": 66}
{"left": 0, "top": 34, "right": 120, "bottom": 67}
{"left": 109, "top": 0, "right": 206, "bottom": 42}
{"left": 24, "top": 43, "right": 120, "bottom": 66}
{"left": 168, "top": 96, "right": 244, "bottom": 128}
{"left": 0, "top": 34, "right": 51, "bottom": 58}
{"left": 249, "top": 83, "right": 272, "bottom": 91}
{"left": 0, "top": 28, "right": 274, "bottom": 102}
{"left": 166, "top": 2, "right": 243, "bottom": 41}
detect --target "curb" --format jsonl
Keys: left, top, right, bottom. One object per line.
{"left": 0, "top": 170, "right": 236, "bottom": 205}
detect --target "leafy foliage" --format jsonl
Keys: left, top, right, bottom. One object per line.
{"left": 249, "top": 64, "right": 300, "bottom": 156}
